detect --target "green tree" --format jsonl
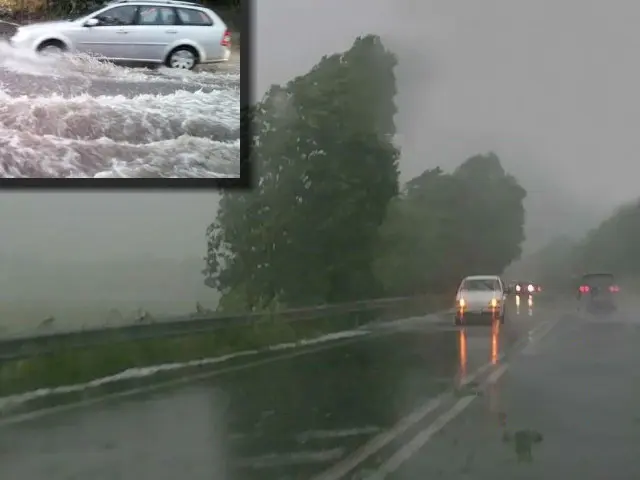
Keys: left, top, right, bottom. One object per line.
{"left": 576, "top": 200, "right": 640, "bottom": 275}
{"left": 374, "top": 153, "right": 527, "bottom": 296}
{"left": 204, "top": 35, "right": 400, "bottom": 310}
{"left": 452, "top": 152, "right": 527, "bottom": 275}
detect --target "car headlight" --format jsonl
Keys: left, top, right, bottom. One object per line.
{"left": 527, "top": 284, "right": 534, "bottom": 293}
{"left": 458, "top": 298, "right": 465, "bottom": 307}
{"left": 515, "top": 285, "right": 521, "bottom": 292}
{"left": 490, "top": 298, "right": 498, "bottom": 307}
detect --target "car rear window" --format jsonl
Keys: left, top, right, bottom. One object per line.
{"left": 176, "top": 7, "right": 213, "bottom": 25}
{"left": 582, "top": 274, "right": 615, "bottom": 287}
{"left": 461, "top": 279, "right": 499, "bottom": 291}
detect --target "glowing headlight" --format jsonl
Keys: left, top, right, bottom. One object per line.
{"left": 458, "top": 298, "right": 465, "bottom": 307}
{"left": 527, "top": 284, "right": 534, "bottom": 293}
{"left": 490, "top": 298, "right": 498, "bottom": 307}
{"left": 515, "top": 285, "right": 521, "bottom": 292}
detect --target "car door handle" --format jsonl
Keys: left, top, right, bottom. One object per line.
{"left": 165, "top": 30, "right": 177, "bottom": 33}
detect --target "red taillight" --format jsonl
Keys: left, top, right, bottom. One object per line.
{"left": 221, "top": 29, "right": 231, "bottom": 47}
{"left": 609, "top": 285, "right": 620, "bottom": 293}
{"left": 579, "top": 285, "right": 590, "bottom": 293}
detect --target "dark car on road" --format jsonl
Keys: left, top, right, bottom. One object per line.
{"left": 577, "top": 272, "right": 620, "bottom": 313}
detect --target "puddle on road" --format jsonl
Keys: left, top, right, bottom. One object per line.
{"left": 502, "top": 428, "right": 544, "bottom": 462}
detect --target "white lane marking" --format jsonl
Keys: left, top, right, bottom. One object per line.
{"left": 522, "top": 316, "right": 561, "bottom": 355}
{"left": 235, "top": 448, "right": 346, "bottom": 469}
{"left": 315, "top": 317, "right": 560, "bottom": 480}
{"left": 0, "top": 331, "right": 379, "bottom": 427}
{"left": 366, "top": 363, "right": 510, "bottom": 479}
{"left": 309, "top": 359, "right": 497, "bottom": 480}
{"left": 0, "top": 312, "right": 453, "bottom": 427}
{"left": 297, "top": 427, "right": 382, "bottom": 442}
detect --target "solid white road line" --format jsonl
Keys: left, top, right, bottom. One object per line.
{"left": 366, "top": 363, "right": 510, "bottom": 479}
{"left": 309, "top": 359, "right": 498, "bottom": 480}
{"left": 315, "top": 317, "right": 560, "bottom": 480}
{"left": 522, "top": 316, "right": 561, "bottom": 355}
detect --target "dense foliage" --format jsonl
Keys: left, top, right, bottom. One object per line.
{"left": 374, "top": 154, "right": 526, "bottom": 296}
{"left": 204, "top": 35, "right": 528, "bottom": 311}
{"left": 518, "top": 199, "right": 640, "bottom": 290}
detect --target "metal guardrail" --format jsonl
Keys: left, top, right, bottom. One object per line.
{"left": 0, "top": 295, "right": 447, "bottom": 361}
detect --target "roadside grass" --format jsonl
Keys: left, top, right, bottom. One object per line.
{"left": 0, "top": 310, "right": 380, "bottom": 397}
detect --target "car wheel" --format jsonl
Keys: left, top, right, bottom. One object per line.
{"left": 37, "top": 40, "right": 66, "bottom": 56}
{"left": 166, "top": 46, "right": 199, "bottom": 70}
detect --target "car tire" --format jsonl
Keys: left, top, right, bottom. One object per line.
{"left": 36, "top": 40, "right": 67, "bottom": 56}
{"left": 166, "top": 46, "right": 199, "bottom": 70}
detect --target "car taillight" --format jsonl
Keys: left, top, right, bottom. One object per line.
{"left": 609, "top": 285, "right": 620, "bottom": 293}
{"left": 221, "top": 29, "right": 231, "bottom": 47}
{"left": 579, "top": 285, "right": 590, "bottom": 293}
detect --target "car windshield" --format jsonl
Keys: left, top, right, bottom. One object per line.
{"left": 462, "top": 279, "right": 499, "bottom": 291}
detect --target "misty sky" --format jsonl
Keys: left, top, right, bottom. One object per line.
{"left": 255, "top": 0, "right": 640, "bottom": 208}
{"left": 3, "top": 0, "right": 639, "bottom": 275}
{"left": 0, "top": 192, "right": 215, "bottom": 261}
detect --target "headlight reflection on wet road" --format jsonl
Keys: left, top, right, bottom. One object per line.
{"left": 458, "top": 328, "right": 467, "bottom": 379}
{"left": 457, "top": 320, "right": 502, "bottom": 384}
{"left": 515, "top": 294, "right": 534, "bottom": 316}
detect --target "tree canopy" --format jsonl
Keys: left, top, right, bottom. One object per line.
{"left": 204, "top": 36, "right": 529, "bottom": 311}
{"left": 517, "top": 199, "right": 640, "bottom": 290}
{"left": 205, "top": 35, "right": 400, "bottom": 311}
{"left": 374, "top": 153, "right": 526, "bottom": 296}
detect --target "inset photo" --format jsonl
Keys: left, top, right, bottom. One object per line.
{"left": 0, "top": 0, "right": 241, "bottom": 179}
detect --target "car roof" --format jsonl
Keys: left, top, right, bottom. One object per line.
{"left": 462, "top": 275, "right": 500, "bottom": 281}
{"left": 107, "top": 0, "right": 208, "bottom": 8}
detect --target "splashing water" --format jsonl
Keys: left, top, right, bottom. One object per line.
{"left": 0, "top": 40, "right": 240, "bottom": 177}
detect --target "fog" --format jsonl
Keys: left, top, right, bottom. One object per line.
{"left": 256, "top": 0, "right": 640, "bottom": 249}
{"left": 0, "top": 192, "right": 219, "bottom": 332}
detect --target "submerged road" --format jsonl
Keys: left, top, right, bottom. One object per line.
{"left": 1, "top": 295, "right": 622, "bottom": 480}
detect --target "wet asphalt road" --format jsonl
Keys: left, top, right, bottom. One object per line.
{"left": 0, "top": 295, "right": 617, "bottom": 480}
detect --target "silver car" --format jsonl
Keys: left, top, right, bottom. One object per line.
{"left": 9, "top": 0, "right": 231, "bottom": 70}
{"left": 454, "top": 275, "right": 507, "bottom": 325}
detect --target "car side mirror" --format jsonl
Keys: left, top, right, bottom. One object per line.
{"left": 84, "top": 18, "right": 100, "bottom": 27}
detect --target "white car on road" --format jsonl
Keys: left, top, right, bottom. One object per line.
{"left": 454, "top": 275, "right": 506, "bottom": 326}
{"left": 9, "top": 0, "right": 231, "bottom": 70}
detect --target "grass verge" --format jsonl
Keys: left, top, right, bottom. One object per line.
{"left": 0, "top": 307, "right": 415, "bottom": 398}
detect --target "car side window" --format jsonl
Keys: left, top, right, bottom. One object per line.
{"left": 176, "top": 7, "right": 213, "bottom": 26}
{"left": 138, "top": 6, "right": 177, "bottom": 25}
{"left": 95, "top": 5, "right": 138, "bottom": 26}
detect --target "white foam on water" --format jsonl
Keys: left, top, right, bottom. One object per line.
{"left": 0, "top": 329, "right": 369, "bottom": 413}
{"left": 0, "top": 41, "right": 239, "bottom": 86}
{"left": 0, "top": 42, "right": 241, "bottom": 177}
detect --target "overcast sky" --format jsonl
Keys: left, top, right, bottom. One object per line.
{"left": 3, "top": 0, "right": 638, "bottom": 266}
{"left": 255, "top": 0, "right": 640, "bottom": 208}
{"left": 0, "top": 192, "right": 215, "bottom": 261}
